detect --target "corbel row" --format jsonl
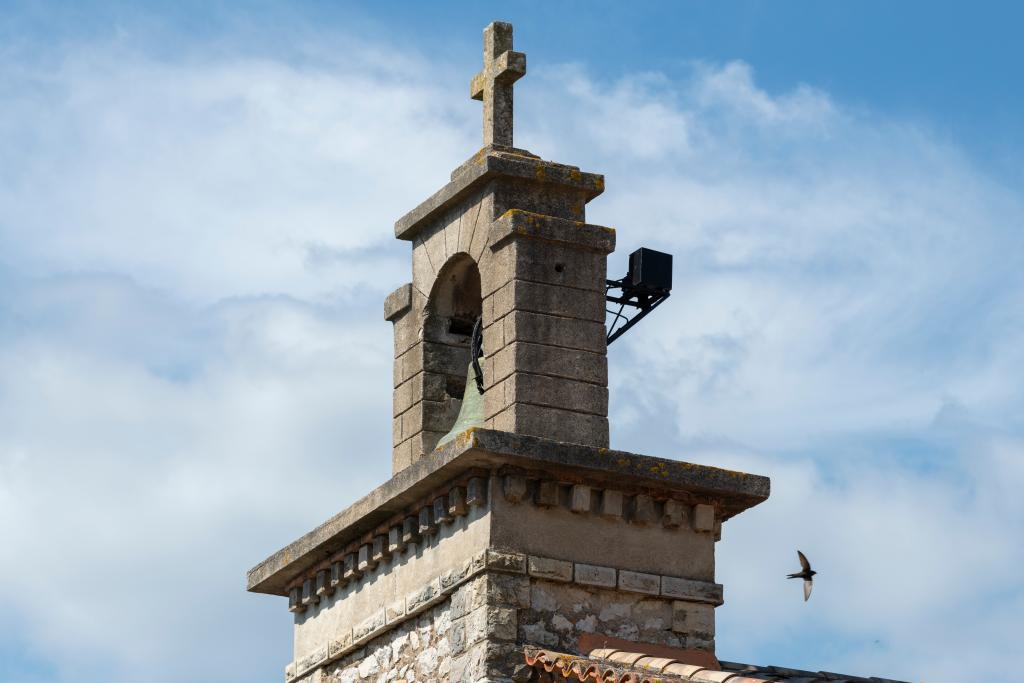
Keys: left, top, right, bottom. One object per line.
{"left": 501, "top": 474, "right": 722, "bottom": 537}
{"left": 287, "top": 475, "right": 488, "bottom": 613}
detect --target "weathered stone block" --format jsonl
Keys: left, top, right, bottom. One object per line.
{"left": 661, "top": 577, "right": 724, "bottom": 605}
{"left": 410, "top": 429, "right": 447, "bottom": 460}
{"left": 353, "top": 609, "right": 386, "bottom": 642}
{"left": 392, "top": 313, "right": 420, "bottom": 357}
{"left": 388, "top": 524, "right": 405, "bottom": 554}
{"left": 449, "top": 615, "right": 469, "bottom": 655}
{"left": 421, "top": 226, "right": 448, "bottom": 284}
{"left": 503, "top": 475, "right": 528, "bottom": 503}
{"left": 327, "top": 629, "right": 353, "bottom": 658}
{"left": 314, "top": 569, "right": 330, "bottom": 601}
{"left": 397, "top": 343, "right": 423, "bottom": 382}
{"left": 570, "top": 484, "right": 591, "bottom": 513}
{"left": 490, "top": 403, "right": 609, "bottom": 448}
{"left": 450, "top": 582, "right": 476, "bottom": 620}
{"left": 400, "top": 406, "right": 421, "bottom": 438}
{"left": 503, "top": 372, "right": 609, "bottom": 417}
{"left": 502, "top": 310, "right": 607, "bottom": 354}
{"left": 489, "top": 210, "right": 615, "bottom": 255}
{"left": 466, "top": 604, "right": 518, "bottom": 645}
{"left": 490, "top": 278, "right": 606, "bottom": 323}
{"left": 467, "top": 477, "right": 487, "bottom": 506}
{"left": 286, "top": 585, "right": 301, "bottom": 612}
{"left": 449, "top": 486, "right": 469, "bottom": 516}
{"left": 392, "top": 415, "right": 402, "bottom": 446}
{"left": 330, "top": 561, "right": 344, "bottom": 590}
{"left": 486, "top": 549, "right": 527, "bottom": 574}
{"left": 618, "top": 570, "right": 661, "bottom": 595}
{"left": 422, "top": 341, "right": 468, "bottom": 377}
{"left": 693, "top": 503, "right": 716, "bottom": 532}
{"left": 672, "top": 601, "right": 715, "bottom": 640}
{"left": 488, "top": 341, "right": 607, "bottom": 386}
{"left": 401, "top": 515, "right": 421, "bottom": 545}
{"left": 418, "top": 505, "right": 437, "bottom": 536}
{"left": 357, "top": 544, "right": 375, "bottom": 572}
{"left": 342, "top": 552, "right": 361, "bottom": 581}
{"left": 600, "top": 489, "right": 624, "bottom": 518}
{"left": 574, "top": 563, "right": 616, "bottom": 588}
{"left": 411, "top": 239, "right": 436, "bottom": 295}
{"left": 441, "top": 560, "right": 472, "bottom": 590}
{"left": 295, "top": 646, "right": 327, "bottom": 677}
{"left": 494, "top": 234, "right": 609, "bottom": 292}
{"left": 535, "top": 480, "right": 560, "bottom": 507}
{"left": 385, "top": 599, "right": 406, "bottom": 625}
{"left": 434, "top": 495, "right": 454, "bottom": 524}
{"left": 393, "top": 379, "right": 414, "bottom": 418}
{"left": 482, "top": 315, "right": 506, "bottom": 350}
{"left": 384, "top": 282, "right": 412, "bottom": 322}
{"left": 391, "top": 438, "right": 412, "bottom": 473}
{"left": 485, "top": 573, "right": 531, "bottom": 608}
{"left": 663, "top": 499, "right": 687, "bottom": 528}
{"left": 406, "top": 577, "right": 443, "bottom": 613}
{"left": 631, "top": 494, "right": 658, "bottom": 525}
{"left": 372, "top": 534, "right": 391, "bottom": 563}
{"left": 404, "top": 398, "right": 457, "bottom": 436}
{"left": 528, "top": 556, "right": 573, "bottom": 582}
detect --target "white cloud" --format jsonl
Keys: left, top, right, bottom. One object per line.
{"left": 0, "top": 21, "right": 1021, "bottom": 683}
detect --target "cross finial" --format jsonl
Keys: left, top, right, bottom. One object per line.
{"left": 470, "top": 21, "right": 526, "bottom": 148}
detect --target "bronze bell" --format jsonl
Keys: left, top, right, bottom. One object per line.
{"left": 436, "top": 359, "right": 486, "bottom": 449}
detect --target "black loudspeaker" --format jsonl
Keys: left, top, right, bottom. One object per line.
{"left": 627, "top": 248, "right": 673, "bottom": 295}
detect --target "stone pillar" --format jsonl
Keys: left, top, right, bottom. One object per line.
{"left": 482, "top": 210, "right": 614, "bottom": 447}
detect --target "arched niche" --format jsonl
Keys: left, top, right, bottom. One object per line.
{"left": 423, "top": 253, "right": 483, "bottom": 437}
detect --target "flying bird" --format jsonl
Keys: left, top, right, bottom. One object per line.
{"left": 787, "top": 550, "right": 816, "bottom": 601}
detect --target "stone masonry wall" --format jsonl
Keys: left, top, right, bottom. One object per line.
{"left": 294, "top": 563, "right": 716, "bottom": 683}
{"left": 315, "top": 572, "right": 525, "bottom": 683}
{"left": 521, "top": 579, "right": 715, "bottom": 655}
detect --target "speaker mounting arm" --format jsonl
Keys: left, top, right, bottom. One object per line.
{"left": 606, "top": 247, "right": 673, "bottom": 345}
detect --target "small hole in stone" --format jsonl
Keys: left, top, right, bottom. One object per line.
{"left": 554, "top": 263, "right": 565, "bottom": 273}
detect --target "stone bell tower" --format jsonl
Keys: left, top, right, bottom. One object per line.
{"left": 248, "top": 21, "right": 769, "bottom": 683}
{"left": 386, "top": 21, "right": 612, "bottom": 473}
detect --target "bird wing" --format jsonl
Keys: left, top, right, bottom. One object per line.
{"left": 803, "top": 579, "right": 813, "bottom": 601}
{"left": 797, "top": 550, "right": 811, "bottom": 572}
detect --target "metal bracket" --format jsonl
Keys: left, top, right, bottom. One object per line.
{"left": 606, "top": 279, "right": 671, "bottom": 345}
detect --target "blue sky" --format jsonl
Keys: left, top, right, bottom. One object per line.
{"left": 1, "top": 2, "right": 1022, "bottom": 682}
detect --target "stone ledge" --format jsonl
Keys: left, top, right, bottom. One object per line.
{"left": 394, "top": 148, "right": 604, "bottom": 241}
{"left": 247, "top": 429, "right": 769, "bottom": 596}
{"left": 383, "top": 283, "right": 412, "bottom": 321}
{"left": 489, "top": 209, "right": 616, "bottom": 254}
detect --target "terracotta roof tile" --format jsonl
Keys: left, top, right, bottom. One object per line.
{"left": 524, "top": 647, "right": 913, "bottom": 683}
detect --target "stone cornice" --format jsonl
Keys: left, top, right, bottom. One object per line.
{"left": 247, "top": 429, "right": 769, "bottom": 596}
{"left": 393, "top": 148, "right": 605, "bottom": 241}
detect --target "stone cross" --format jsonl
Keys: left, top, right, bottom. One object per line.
{"left": 470, "top": 21, "right": 526, "bottom": 148}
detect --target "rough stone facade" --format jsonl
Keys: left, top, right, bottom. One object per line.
{"left": 521, "top": 581, "right": 714, "bottom": 655}
{"left": 302, "top": 571, "right": 713, "bottom": 683}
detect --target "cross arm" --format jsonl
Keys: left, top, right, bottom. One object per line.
{"left": 470, "top": 51, "right": 527, "bottom": 100}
